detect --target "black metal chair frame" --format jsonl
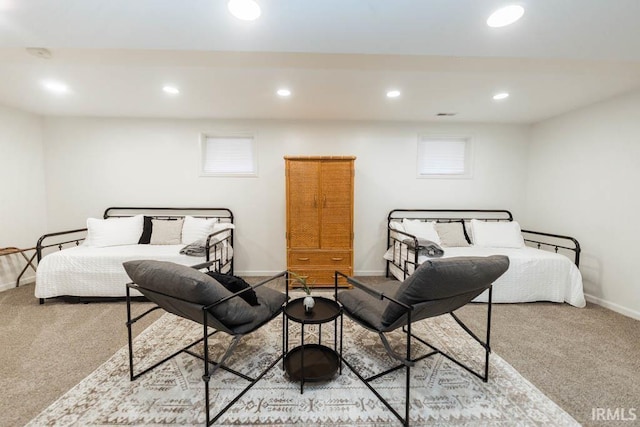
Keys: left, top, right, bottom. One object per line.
{"left": 126, "top": 266, "right": 287, "bottom": 426}
{"left": 335, "top": 271, "right": 493, "bottom": 427}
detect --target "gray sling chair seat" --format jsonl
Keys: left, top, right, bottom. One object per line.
{"left": 123, "top": 260, "right": 288, "bottom": 426}
{"left": 336, "top": 255, "right": 510, "bottom": 427}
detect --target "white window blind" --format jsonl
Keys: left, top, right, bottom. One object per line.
{"left": 417, "top": 137, "right": 471, "bottom": 178}
{"left": 201, "top": 135, "right": 257, "bottom": 176}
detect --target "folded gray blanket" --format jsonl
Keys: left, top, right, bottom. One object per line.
{"left": 402, "top": 238, "right": 444, "bottom": 258}
{"left": 180, "top": 239, "right": 206, "bottom": 257}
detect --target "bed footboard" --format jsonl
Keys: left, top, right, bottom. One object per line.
{"left": 205, "top": 228, "right": 234, "bottom": 274}
{"left": 36, "top": 228, "right": 88, "bottom": 263}
{"left": 386, "top": 228, "right": 420, "bottom": 279}
{"left": 521, "top": 230, "right": 581, "bottom": 267}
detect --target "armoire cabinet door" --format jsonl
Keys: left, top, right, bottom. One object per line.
{"left": 286, "top": 160, "right": 320, "bottom": 249}
{"left": 320, "top": 160, "right": 353, "bottom": 249}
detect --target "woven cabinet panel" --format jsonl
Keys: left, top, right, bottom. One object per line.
{"left": 320, "top": 160, "right": 353, "bottom": 249}
{"left": 286, "top": 160, "right": 320, "bottom": 249}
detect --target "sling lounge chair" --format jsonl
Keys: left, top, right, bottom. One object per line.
{"left": 124, "top": 260, "right": 287, "bottom": 425}
{"left": 336, "top": 255, "right": 510, "bottom": 426}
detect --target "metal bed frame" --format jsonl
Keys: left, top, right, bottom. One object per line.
{"left": 386, "top": 209, "right": 581, "bottom": 279}
{"left": 35, "top": 207, "right": 234, "bottom": 304}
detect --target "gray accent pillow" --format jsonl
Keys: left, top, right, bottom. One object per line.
{"left": 381, "top": 255, "right": 510, "bottom": 326}
{"left": 150, "top": 218, "right": 184, "bottom": 245}
{"left": 435, "top": 221, "right": 470, "bottom": 247}
{"left": 123, "top": 260, "right": 255, "bottom": 326}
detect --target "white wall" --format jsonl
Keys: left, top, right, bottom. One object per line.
{"left": 42, "top": 117, "right": 530, "bottom": 276}
{"left": 0, "top": 104, "right": 47, "bottom": 290}
{"left": 525, "top": 88, "right": 640, "bottom": 319}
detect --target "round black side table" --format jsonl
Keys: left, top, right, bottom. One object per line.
{"left": 283, "top": 296, "right": 343, "bottom": 394}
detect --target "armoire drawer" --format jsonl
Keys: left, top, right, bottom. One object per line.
{"left": 288, "top": 268, "right": 352, "bottom": 288}
{"left": 288, "top": 251, "right": 351, "bottom": 267}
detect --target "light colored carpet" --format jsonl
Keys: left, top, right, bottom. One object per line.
{"left": 27, "top": 307, "right": 578, "bottom": 426}
{"left": 3, "top": 281, "right": 639, "bottom": 426}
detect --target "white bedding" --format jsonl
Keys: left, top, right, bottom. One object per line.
{"left": 384, "top": 244, "right": 585, "bottom": 307}
{"left": 35, "top": 244, "right": 232, "bottom": 299}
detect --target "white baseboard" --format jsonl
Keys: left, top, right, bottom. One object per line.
{"left": 353, "top": 270, "right": 386, "bottom": 277}
{"left": 584, "top": 293, "right": 640, "bottom": 321}
{"left": 0, "top": 274, "right": 35, "bottom": 292}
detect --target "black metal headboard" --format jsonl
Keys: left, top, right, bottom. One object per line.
{"left": 103, "top": 207, "right": 233, "bottom": 223}
{"left": 36, "top": 207, "right": 234, "bottom": 263}
{"left": 388, "top": 209, "right": 513, "bottom": 224}
{"left": 387, "top": 209, "right": 580, "bottom": 267}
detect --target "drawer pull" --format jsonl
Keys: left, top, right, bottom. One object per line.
{"left": 331, "top": 257, "right": 344, "bottom": 261}
{"left": 297, "top": 257, "right": 310, "bottom": 261}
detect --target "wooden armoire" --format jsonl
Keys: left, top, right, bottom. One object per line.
{"left": 285, "top": 156, "right": 355, "bottom": 288}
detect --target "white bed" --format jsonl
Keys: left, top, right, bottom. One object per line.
{"left": 385, "top": 209, "right": 586, "bottom": 308}
{"left": 35, "top": 207, "right": 234, "bottom": 302}
{"left": 35, "top": 244, "right": 232, "bottom": 299}
{"left": 385, "top": 245, "right": 585, "bottom": 307}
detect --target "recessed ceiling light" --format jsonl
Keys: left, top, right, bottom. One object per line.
{"left": 277, "top": 88, "right": 291, "bottom": 97}
{"left": 41, "top": 80, "right": 69, "bottom": 94}
{"left": 487, "top": 5, "right": 525, "bottom": 28}
{"left": 386, "top": 90, "right": 401, "bottom": 98}
{"left": 493, "top": 92, "right": 510, "bottom": 100}
{"left": 228, "top": 0, "right": 261, "bottom": 21}
{"left": 163, "top": 86, "right": 180, "bottom": 95}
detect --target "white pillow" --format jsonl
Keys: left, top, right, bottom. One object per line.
{"left": 208, "top": 222, "right": 235, "bottom": 245}
{"left": 401, "top": 219, "right": 441, "bottom": 244}
{"left": 181, "top": 216, "right": 218, "bottom": 244}
{"left": 471, "top": 219, "right": 525, "bottom": 248}
{"left": 389, "top": 221, "right": 405, "bottom": 233}
{"left": 84, "top": 214, "right": 143, "bottom": 248}
{"left": 212, "top": 222, "right": 235, "bottom": 233}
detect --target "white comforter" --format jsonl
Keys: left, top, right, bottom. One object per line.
{"left": 35, "top": 244, "right": 231, "bottom": 299}
{"left": 384, "top": 245, "right": 586, "bottom": 307}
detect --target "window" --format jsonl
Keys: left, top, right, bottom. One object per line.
{"left": 201, "top": 134, "right": 257, "bottom": 177}
{"left": 417, "top": 136, "right": 472, "bottom": 178}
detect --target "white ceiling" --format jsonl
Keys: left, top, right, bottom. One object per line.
{"left": 1, "top": 0, "right": 640, "bottom": 123}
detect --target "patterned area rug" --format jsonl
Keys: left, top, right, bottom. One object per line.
{"left": 28, "top": 306, "right": 578, "bottom": 426}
